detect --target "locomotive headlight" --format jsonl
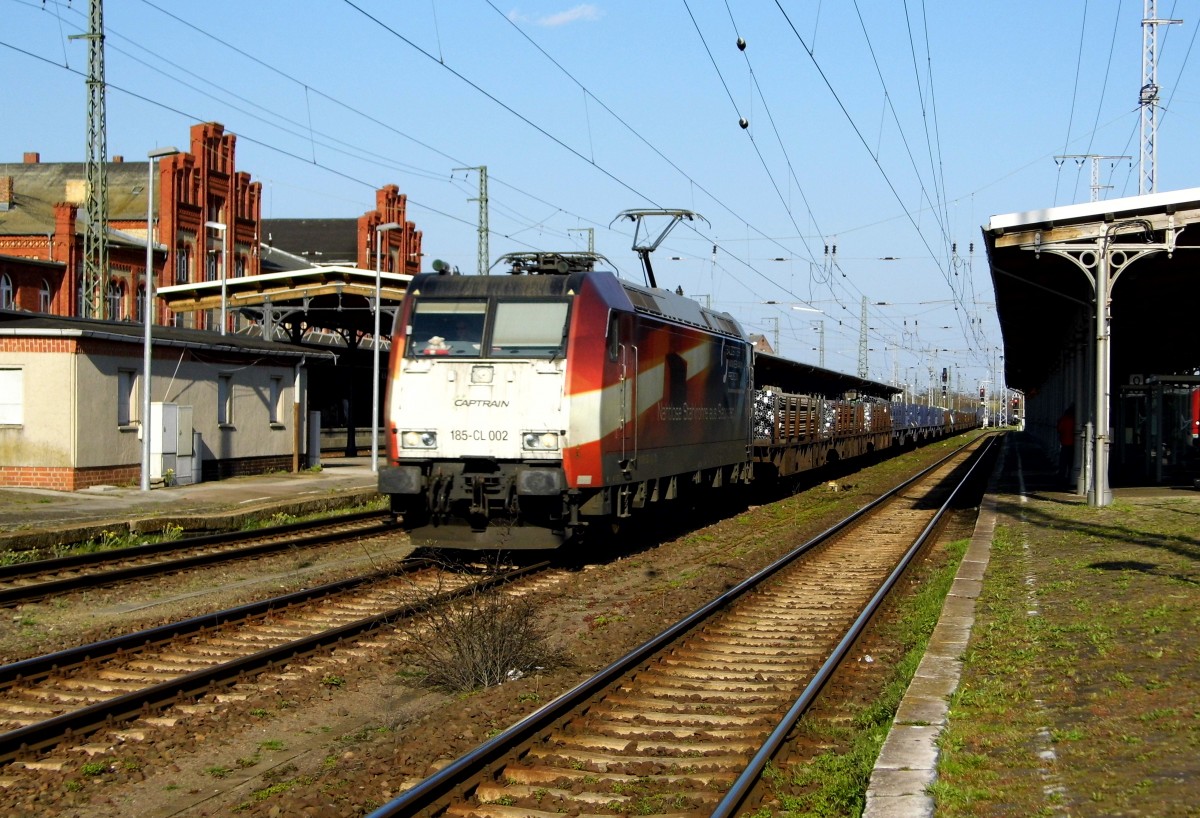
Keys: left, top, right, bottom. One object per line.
{"left": 401, "top": 430, "right": 438, "bottom": 449}
{"left": 522, "top": 431, "right": 560, "bottom": 451}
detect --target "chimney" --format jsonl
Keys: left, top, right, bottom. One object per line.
{"left": 23, "top": 152, "right": 40, "bottom": 164}
{"left": 0, "top": 176, "right": 12, "bottom": 211}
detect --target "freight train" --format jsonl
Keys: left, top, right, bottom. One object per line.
{"left": 377, "top": 251, "right": 978, "bottom": 550}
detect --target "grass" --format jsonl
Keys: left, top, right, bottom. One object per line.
{"left": 237, "top": 498, "right": 387, "bottom": 532}
{"left": 0, "top": 523, "right": 184, "bottom": 566}
{"left": 0, "top": 498, "right": 389, "bottom": 567}
{"left": 934, "top": 491, "right": 1200, "bottom": 817}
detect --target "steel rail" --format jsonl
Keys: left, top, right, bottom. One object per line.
{"left": 1, "top": 562, "right": 425, "bottom": 688}
{"left": 0, "top": 559, "right": 549, "bottom": 763}
{"left": 710, "top": 433, "right": 997, "bottom": 816}
{"left": 0, "top": 511, "right": 393, "bottom": 607}
{"left": 363, "top": 434, "right": 994, "bottom": 818}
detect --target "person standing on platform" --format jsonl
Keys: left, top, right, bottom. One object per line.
{"left": 1057, "top": 405, "right": 1075, "bottom": 487}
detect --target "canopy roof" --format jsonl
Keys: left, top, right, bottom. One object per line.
{"left": 157, "top": 265, "right": 411, "bottom": 337}
{"left": 983, "top": 187, "right": 1200, "bottom": 393}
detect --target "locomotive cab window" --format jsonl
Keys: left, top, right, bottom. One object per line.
{"left": 490, "top": 301, "right": 569, "bottom": 357}
{"left": 407, "top": 301, "right": 487, "bottom": 357}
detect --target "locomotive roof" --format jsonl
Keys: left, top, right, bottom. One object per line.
{"left": 407, "top": 271, "right": 580, "bottom": 298}
{"left": 408, "top": 270, "right": 746, "bottom": 340}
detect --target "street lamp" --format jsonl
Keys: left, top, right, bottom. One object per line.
{"left": 204, "top": 220, "right": 228, "bottom": 335}
{"left": 372, "top": 221, "right": 402, "bottom": 472}
{"left": 142, "top": 146, "right": 180, "bottom": 492}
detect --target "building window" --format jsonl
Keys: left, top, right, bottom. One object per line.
{"left": 117, "top": 368, "right": 136, "bottom": 426}
{"left": 205, "top": 250, "right": 219, "bottom": 282}
{"left": 269, "top": 376, "right": 283, "bottom": 424}
{"left": 0, "top": 273, "right": 13, "bottom": 310}
{"left": 106, "top": 281, "right": 125, "bottom": 320}
{"left": 0, "top": 367, "right": 22, "bottom": 425}
{"left": 175, "top": 244, "right": 191, "bottom": 285}
{"left": 135, "top": 285, "right": 146, "bottom": 323}
{"left": 236, "top": 256, "right": 246, "bottom": 278}
{"left": 39, "top": 279, "right": 51, "bottom": 312}
{"left": 218, "top": 373, "right": 233, "bottom": 425}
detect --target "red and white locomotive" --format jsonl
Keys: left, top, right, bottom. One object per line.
{"left": 378, "top": 251, "right": 980, "bottom": 550}
{"left": 378, "top": 252, "right": 753, "bottom": 548}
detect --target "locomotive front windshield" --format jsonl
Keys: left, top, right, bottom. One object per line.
{"left": 406, "top": 299, "right": 569, "bottom": 358}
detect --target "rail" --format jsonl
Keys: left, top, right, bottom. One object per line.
{"left": 365, "top": 434, "right": 997, "bottom": 817}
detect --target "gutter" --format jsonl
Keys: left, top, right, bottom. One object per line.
{"left": 0, "top": 327, "right": 335, "bottom": 361}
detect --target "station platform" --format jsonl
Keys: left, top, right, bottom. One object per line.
{"left": 0, "top": 456, "right": 382, "bottom": 553}
{"left": 865, "top": 432, "right": 1199, "bottom": 817}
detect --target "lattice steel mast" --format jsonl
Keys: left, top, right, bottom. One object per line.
{"left": 857, "top": 297, "right": 868, "bottom": 379}
{"left": 453, "top": 166, "right": 488, "bottom": 275}
{"left": 1054, "top": 154, "right": 1131, "bottom": 202}
{"left": 1139, "top": 0, "right": 1181, "bottom": 195}
{"left": 69, "top": 0, "right": 109, "bottom": 318}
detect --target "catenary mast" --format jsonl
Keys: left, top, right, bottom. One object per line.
{"left": 70, "top": 0, "right": 110, "bottom": 318}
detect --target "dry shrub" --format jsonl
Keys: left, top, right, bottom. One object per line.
{"left": 406, "top": 580, "right": 564, "bottom": 693}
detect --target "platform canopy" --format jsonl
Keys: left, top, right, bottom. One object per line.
{"left": 753, "top": 351, "right": 901, "bottom": 400}
{"left": 984, "top": 187, "right": 1200, "bottom": 394}
{"left": 157, "top": 265, "right": 411, "bottom": 340}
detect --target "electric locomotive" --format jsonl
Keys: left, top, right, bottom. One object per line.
{"left": 378, "top": 252, "right": 754, "bottom": 549}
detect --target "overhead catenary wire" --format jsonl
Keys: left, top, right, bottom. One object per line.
{"left": 4, "top": 1, "right": 1051, "bottom": 385}
{"left": 16, "top": 0, "right": 618, "bottom": 262}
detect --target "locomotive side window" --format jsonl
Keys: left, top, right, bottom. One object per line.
{"left": 406, "top": 301, "right": 487, "bottom": 357}
{"left": 490, "top": 301, "right": 569, "bottom": 357}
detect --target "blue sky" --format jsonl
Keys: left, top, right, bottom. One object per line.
{"left": 3, "top": 1, "right": 1197, "bottom": 394}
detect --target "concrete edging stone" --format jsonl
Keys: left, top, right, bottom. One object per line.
{"left": 0, "top": 489, "right": 383, "bottom": 554}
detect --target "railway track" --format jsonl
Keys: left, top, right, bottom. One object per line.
{"left": 366, "top": 434, "right": 997, "bottom": 817}
{"left": 0, "top": 558, "right": 564, "bottom": 767}
{"left": 0, "top": 510, "right": 394, "bottom": 607}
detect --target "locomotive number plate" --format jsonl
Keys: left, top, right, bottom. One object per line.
{"left": 451, "top": 430, "right": 510, "bottom": 442}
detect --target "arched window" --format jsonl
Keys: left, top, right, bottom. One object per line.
{"left": 106, "top": 281, "right": 125, "bottom": 320}
{"left": 175, "top": 244, "right": 191, "bottom": 285}
{"left": 0, "top": 274, "right": 13, "bottom": 310}
{"left": 39, "top": 279, "right": 52, "bottom": 313}
{"left": 135, "top": 285, "right": 146, "bottom": 323}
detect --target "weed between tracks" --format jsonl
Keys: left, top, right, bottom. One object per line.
{"left": 400, "top": 568, "right": 568, "bottom": 693}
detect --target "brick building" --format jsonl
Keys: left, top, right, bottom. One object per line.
{"left": 0, "top": 120, "right": 426, "bottom": 489}
{"left": 0, "top": 311, "right": 333, "bottom": 490}
{"left": 0, "top": 123, "right": 262, "bottom": 331}
{"left": 156, "top": 122, "right": 262, "bottom": 332}
{"left": 1, "top": 123, "right": 422, "bottom": 331}
{"left": 261, "top": 184, "right": 422, "bottom": 277}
